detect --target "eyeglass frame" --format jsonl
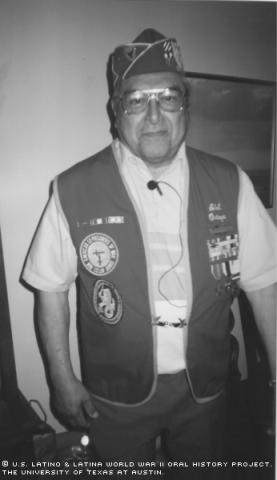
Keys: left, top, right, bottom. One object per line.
{"left": 115, "top": 87, "right": 187, "bottom": 115}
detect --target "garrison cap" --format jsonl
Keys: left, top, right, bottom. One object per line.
{"left": 111, "top": 28, "right": 185, "bottom": 88}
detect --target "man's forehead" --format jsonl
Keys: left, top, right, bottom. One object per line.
{"left": 119, "top": 72, "right": 184, "bottom": 93}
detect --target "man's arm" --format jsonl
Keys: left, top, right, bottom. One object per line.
{"left": 245, "top": 283, "right": 276, "bottom": 380}
{"left": 35, "top": 290, "right": 98, "bottom": 428}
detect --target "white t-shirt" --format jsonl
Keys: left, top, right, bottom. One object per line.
{"left": 22, "top": 140, "right": 277, "bottom": 373}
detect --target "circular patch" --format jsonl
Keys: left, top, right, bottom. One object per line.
{"left": 80, "top": 233, "right": 119, "bottom": 276}
{"left": 93, "top": 279, "right": 123, "bottom": 325}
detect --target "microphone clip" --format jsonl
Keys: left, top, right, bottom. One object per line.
{"left": 147, "top": 180, "right": 163, "bottom": 196}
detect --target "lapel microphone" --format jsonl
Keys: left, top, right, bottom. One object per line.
{"left": 147, "top": 180, "right": 163, "bottom": 196}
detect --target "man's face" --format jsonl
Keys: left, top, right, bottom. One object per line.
{"left": 113, "top": 72, "right": 188, "bottom": 168}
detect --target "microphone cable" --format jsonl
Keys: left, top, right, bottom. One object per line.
{"left": 147, "top": 179, "right": 186, "bottom": 309}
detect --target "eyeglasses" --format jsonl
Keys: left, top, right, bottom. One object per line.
{"left": 118, "top": 87, "right": 185, "bottom": 115}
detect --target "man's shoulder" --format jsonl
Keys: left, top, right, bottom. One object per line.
{"left": 186, "top": 145, "right": 237, "bottom": 172}
{"left": 186, "top": 146, "right": 239, "bottom": 202}
{"left": 58, "top": 144, "right": 113, "bottom": 180}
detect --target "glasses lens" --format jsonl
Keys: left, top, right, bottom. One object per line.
{"left": 122, "top": 91, "right": 148, "bottom": 114}
{"left": 159, "top": 89, "right": 184, "bottom": 112}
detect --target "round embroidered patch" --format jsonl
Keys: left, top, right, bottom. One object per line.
{"left": 93, "top": 279, "right": 123, "bottom": 325}
{"left": 80, "top": 233, "right": 119, "bottom": 276}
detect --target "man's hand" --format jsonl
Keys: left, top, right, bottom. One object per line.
{"left": 51, "top": 375, "right": 98, "bottom": 429}
{"left": 35, "top": 290, "right": 99, "bottom": 429}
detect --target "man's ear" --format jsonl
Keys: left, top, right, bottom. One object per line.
{"left": 108, "top": 98, "right": 118, "bottom": 138}
{"left": 111, "top": 97, "right": 117, "bottom": 115}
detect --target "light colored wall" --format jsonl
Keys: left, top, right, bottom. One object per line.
{"left": 0, "top": 0, "right": 275, "bottom": 432}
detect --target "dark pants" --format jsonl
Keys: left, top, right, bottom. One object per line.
{"left": 90, "top": 371, "right": 226, "bottom": 479}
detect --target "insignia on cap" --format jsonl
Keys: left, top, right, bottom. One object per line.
{"left": 80, "top": 233, "right": 119, "bottom": 276}
{"left": 124, "top": 46, "right": 137, "bottom": 62}
{"left": 172, "top": 42, "right": 184, "bottom": 71}
{"left": 93, "top": 279, "right": 123, "bottom": 325}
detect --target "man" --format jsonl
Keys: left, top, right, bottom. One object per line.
{"left": 23, "top": 29, "right": 276, "bottom": 474}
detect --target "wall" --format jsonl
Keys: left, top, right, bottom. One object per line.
{"left": 0, "top": 0, "right": 276, "bottom": 432}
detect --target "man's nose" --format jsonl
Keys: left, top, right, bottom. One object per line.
{"left": 146, "top": 98, "right": 161, "bottom": 124}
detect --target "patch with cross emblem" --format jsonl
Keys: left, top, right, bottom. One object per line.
{"left": 93, "top": 279, "right": 123, "bottom": 324}
{"left": 80, "top": 233, "right": 119, "bottom": 276}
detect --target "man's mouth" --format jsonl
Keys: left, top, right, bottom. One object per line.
{"left": 141, "top": 130, "right": 167, "bottom": 137}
